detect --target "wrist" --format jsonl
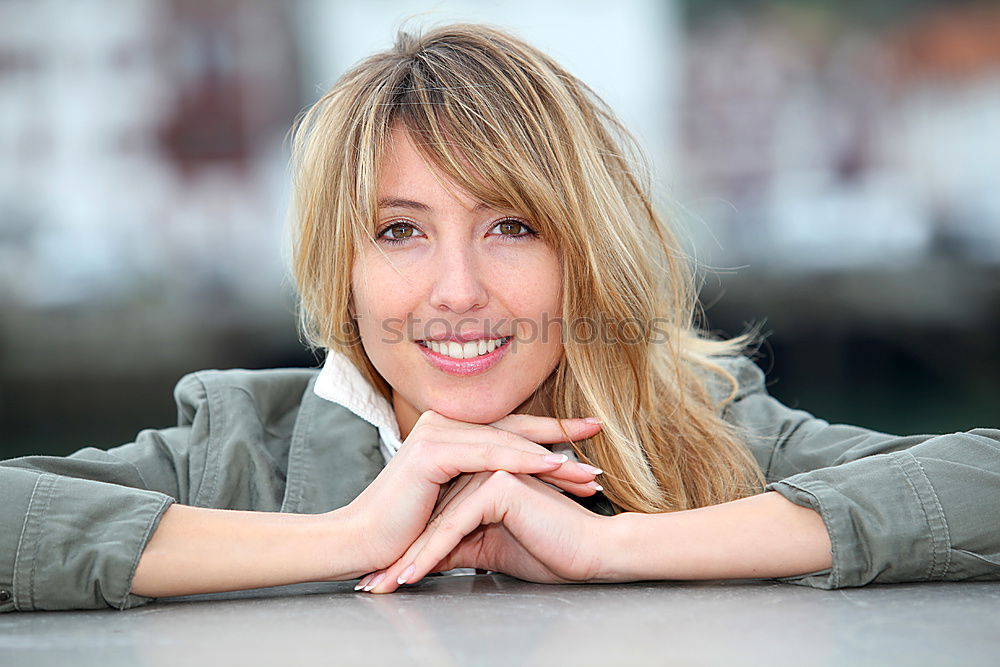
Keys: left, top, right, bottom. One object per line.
{"left": 316, "top": 504, "right": 372, "bottom": 581}
{"left": 601, "top": 511, "right": 678, "bottom": 582}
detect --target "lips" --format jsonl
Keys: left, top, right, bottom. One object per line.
{"left": 416, "top": 336, "right": 513, "bottom": 376}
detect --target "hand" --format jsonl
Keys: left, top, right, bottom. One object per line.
{"left": 357, "top": 469, "right": 620, "bottom": 593}
{"left": 339, "top": 411, "right": 603, "bottom": 577}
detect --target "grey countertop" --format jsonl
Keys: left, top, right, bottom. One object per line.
{"left": 2, "top": 575, "right": 998, "bottom": 666}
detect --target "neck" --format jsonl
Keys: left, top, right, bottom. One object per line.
{"left": 392, "top": 393, "right": 422, "bottom": 440}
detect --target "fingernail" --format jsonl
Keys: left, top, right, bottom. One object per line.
{"left": 354, "top": 575, "right": 370, "bottom": 591}
{"left": 364, "top": 572, "right": 385, "bottom": 592}
{"left": 397, "top": 564, "right": 416, "bottom": 585}
{"left": 582, "top": 417, "right": 602, "bottom": 424}
{"left": 586, "top": 481, "right": 604, "bottom": 492}
{"left": 543, "top": 454, "right": 568, "bottom": 464}
{"left": 577, "top": 463, "right": 603, "bottom": 475}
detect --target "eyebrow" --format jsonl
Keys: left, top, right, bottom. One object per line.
{"left": 378, "top": 197, "right": 431, "bottom": 212}
{"left": 378, "top": 197, "right": 494, "bottom": 213}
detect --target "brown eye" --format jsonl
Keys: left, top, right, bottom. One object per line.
{"left": 498, "top": 220, "right": 524, "bottom": 235}
{"left": 388, "top": 223, "right": 414, "bottom": 239}
{"left": 376, "top": 222, "right": 421, "bottom": 245}
{"left": 492, "top": 219, "right": 536, "bottom": 239}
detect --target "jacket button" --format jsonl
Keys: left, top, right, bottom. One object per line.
{"left": 0, "top": 589, "right": 10, "bottom": 603}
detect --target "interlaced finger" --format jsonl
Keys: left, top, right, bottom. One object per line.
{"left": 370, "top": 471, "right": 524, "bottom": 593}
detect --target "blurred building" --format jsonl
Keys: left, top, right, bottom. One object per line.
{"left": 680, "top": 2, "right": 1000, "bottom": 270}
{"left": 0, "top": 0, "right": 997, "bottom": 457}
{"left": 0, "top": 0, "right": 299, "bottom": 374}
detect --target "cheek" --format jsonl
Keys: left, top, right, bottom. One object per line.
{"left": 506, "top": 256, "right": 563, "bottom": 358}
{"left": 352, "top": 258, "right": 408, "bottom": 320}
{"left": 350, "top": 262, "right": 392, "bottom": 352}
{"left": 351, "top": 255, "right": 427, "bottom": 368}
{"left": 535, "top": 256, "right": 564, "bottom": 360}
{"left": 517, "top": 253, "right": 562, "bottom": 316}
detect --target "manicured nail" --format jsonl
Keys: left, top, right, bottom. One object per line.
{"left": 586, "top": 481, "right": 604, "bottom": 492}
{"left": 364, "top": 572, "right": 385, "bottom": 592}
{"left": 543, "top": 454, "right": 568, "bottom": 464}
{"left": 354, "top": 576, "right": 369, "bottom": 591}
{"left": 582, "top": 417, "right": 602, "bottom": 424}
{"left": 397, "top": 565, "right": 416, "bottom": 585}
{"left": 577, "top": 463, "right": 603, "bottom": 475}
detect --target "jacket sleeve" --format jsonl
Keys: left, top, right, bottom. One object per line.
{"left": 0, "top": 373, "right": 214, "bottom": 612}
{"left": 719, "top": 356, "right": 1000, "bottom": 589}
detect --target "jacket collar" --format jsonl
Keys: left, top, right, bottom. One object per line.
{"left": 281, "top": 372, "right": 384, "bottom": 514}
{"left": 313, "top": 349, "right": 403, "bottom": 461}
{"left": 280, "top": 349, "right": 400, "bottom": 514}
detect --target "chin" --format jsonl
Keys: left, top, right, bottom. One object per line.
{"left": 429, "top": 399, "right": 519, "bottom": 425}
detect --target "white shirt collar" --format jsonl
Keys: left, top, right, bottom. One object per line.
{"left": 313, "top": 348, "right": 403, "bottom": 463}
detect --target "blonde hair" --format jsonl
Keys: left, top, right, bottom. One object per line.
{"left": 291, "top": 24, "right": 764, "bottom": 513}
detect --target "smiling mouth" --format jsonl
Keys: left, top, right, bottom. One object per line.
{"left": 417, "top": 337, "right": 512, "bottom": 360}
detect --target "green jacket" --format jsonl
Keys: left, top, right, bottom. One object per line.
{"left": 1, "top": 357, "right": 997, "bottom": 611}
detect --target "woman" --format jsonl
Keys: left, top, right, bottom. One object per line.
{"left": 1, "top": 24, "right": 997, "bottom": 612}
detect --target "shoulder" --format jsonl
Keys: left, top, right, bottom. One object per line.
{"left": 171, "top": 367, "right": 321, "bottom": 427}
{"left": 163, "top": 368, "right": 332, "bottom": 509}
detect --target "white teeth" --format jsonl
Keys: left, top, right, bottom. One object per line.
{"left": 422, "top": 337, "right": 508, "bottom": 360}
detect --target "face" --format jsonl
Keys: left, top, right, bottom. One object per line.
{"left": 351, "top": 126, "right": 564, "bottom": 437}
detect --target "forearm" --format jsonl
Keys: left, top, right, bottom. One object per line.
{"left": 131, "top": 504, "right": 366, "bottom": 598}
{"left": 611, "top": 491, "right": 832, "bottom": 581}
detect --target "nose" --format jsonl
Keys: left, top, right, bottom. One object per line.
{"left": 428, "top": 243, "right": 489, "bottom": 313}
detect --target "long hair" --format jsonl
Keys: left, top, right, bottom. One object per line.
{"left": 291, "top": 24, "right": 764, "bottom": 513}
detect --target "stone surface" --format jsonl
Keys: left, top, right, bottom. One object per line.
{"left": 2, "top": 575, "right": 998, "bottom": 666}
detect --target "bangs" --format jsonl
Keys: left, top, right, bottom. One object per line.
{"left": 370, "top": 39, "right": 580, "bottom": 242}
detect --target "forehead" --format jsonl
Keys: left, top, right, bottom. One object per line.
{"left": 377, "top": 126, "right": 491, "bottom": 213}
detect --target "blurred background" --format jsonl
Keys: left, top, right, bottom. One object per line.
{"left": 1, "top": 0, "right": 997, "bottom": 458}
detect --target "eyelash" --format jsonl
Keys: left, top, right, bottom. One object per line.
{"left": 375, "top": 218, "right": 538, "bottom": 246}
